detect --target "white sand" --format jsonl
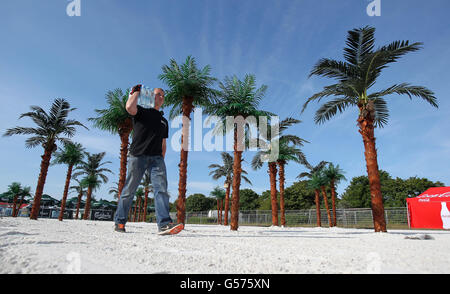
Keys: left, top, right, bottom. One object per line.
{"left": 1, "top": 217, "right": 450, "bottom": 274}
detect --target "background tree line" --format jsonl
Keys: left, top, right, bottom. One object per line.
{"left": 168, "top": 171, "right": 443, "bottom": 213}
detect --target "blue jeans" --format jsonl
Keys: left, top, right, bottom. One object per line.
{"left": 114, "top": 155, "right": 172, "bottom": 229}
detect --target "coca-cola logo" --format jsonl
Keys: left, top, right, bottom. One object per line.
{"left": 417, "top": 192, "right": 450, "bottom": 199}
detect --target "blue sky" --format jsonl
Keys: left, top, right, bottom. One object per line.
{"left": 1, "top": 0, "right": 449, "bottom": 204}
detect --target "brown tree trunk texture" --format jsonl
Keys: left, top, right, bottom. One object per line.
{"left": 220, "top": 199, "right": 223, "bottom": 225}
{"left": 30, "top": 144, "right": 55, "bottom": 220}
{"left": 12, "top": 194, "right": 19, "bottom": 218}
{"left": 268, "top": 162, "right": 279, "bottom": 226}
{"left": 315, "top": 189, "right": 321, "bottom": 227}
{"left": 117, "top": 119, "right": 132, "bottom": 200}
{"left": 138, "top": 196, "right": 142, "bottom": 222}
{"left": 16, "top": 195, "right": 25, "bottom": 217}
{"left": 176, "top": 96, "right": 194, "bottom": 224}
{"left": 224, "top": 181, "right": 231, "bottom": 225}
{"left": 330, "top": 179, "right": 337, "bottom": 227}
{"left": 75, "top": 191, "right": 82, "bottom": 219}
{"left": 230, "top": 128, "right": 243, "bottom": 231}
{"left": 278, "top": 161, "right": 286, "bottom": 227}
{"left": 217, "top": 199, "right": 220, "bottom": 224}
{"left": 83, "top": 186, "right": 93, "bottom": 220}
{"left": 320, "top": 186, "right": 332, "bottom": 227}
{"left": 58, "top": 164, "right": 74, "bottom": 221}
{"left": 358, "top": 114, "right": 387, "bottom": 232}
{"left": 143, "top": 187, "right": 149, "bottom": 222}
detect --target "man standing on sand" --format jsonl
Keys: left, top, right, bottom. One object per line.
{"left": 114, "top": 85, "right": 184, "bottom": 235}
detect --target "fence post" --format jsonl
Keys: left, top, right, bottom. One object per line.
{"left": 342, "top": 209, "right": 346, "bottom": 227}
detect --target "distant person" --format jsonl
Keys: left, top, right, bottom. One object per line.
{"left": 114, "top": 85, "right": 184, "bottom": 235}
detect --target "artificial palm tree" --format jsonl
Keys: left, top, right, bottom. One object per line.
{"left": 70, "top": 178, "right": 86, "bottom": 219}
{"left": 7, "top": 182, "right": 22, "bottom": 217}
{"left": 108, "top": 182, "right": 120, "bottom": 200}
{"left": 277, "top": 140, "right": 309, "bottom": 227}
{"left": 302, "top": 26, "right": 437, "bottom": 232}
{"left": 73, "top": 152, "right": 112, "bottom": 220}
{"left": 307, "top": 172, "right": 323, "bottom": 227}
{"left": 298, "top": 161, "right": 329, "bottom": 227}
{"left": 317, "top": 170, "right": 333, "bottom": 227}
{"left": 252, "top": 151, "right": 279, "bottom": 226}
{"left": 140, "top": 171, "right": 152, "bottom": 222}
{"left": 252, "top": 117, "right": 309, "bottom": 226}
{"left": 52, "top": 142, "right": 85, "bottom": 221}
{"left": 208, "top": 152, "right": 252, "bottom": 225}
{"left": 16, "top": 186, "right": 32, "bottom": 217}
{"left": 3, "top": 98, "right": 88, "bottom": 220}
{"left": 323, "top": 163, "right": 346, "bottom": 226}
{"left": 89, "top": 89, "right": 132, "bottom": 200}
{"left": 205, "top": 74, "right": 273, "bottom": 231}
{"left": 159, "top": 55, "right": 219, "bottom": 224}
{"left": 133, "top": 188, "right": 144, "bottom": 222}
{"left": 210, "top": 186, "right": 226, "bottom": 224}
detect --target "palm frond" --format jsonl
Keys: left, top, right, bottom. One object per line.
{"left": 343, "top": 26, "right": 376, "bottom": 66}
{"left": 241, "top": 175, "right": 252, "bottom": 186}
{"left": 314, "top": 97, "right": 355, "bottom": 124}
{"left": 301, "top": 83, "right": 357, "bottom": 114}
{"left": 363, "top": 41, "right": 423, "bottom": 89}
{"left": 371, "top": 97, "right": 389, "bottom": 128}
{"left": 368, "top": 83, "right": 437, "bottom": 108}
{"left": 309, "top": 58, "right": 358, "bottom": 81}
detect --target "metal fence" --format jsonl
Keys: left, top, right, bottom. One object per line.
{"left": 182, "top": 207, "right": 409, "bottom": 229}
{"left": 1, "top": 205, "right": 409, "bottom": 229}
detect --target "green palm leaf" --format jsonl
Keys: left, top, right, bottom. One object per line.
{"left": 303, "top": 26, "right": 437, "bottom": 128}
{"left": 159, "top": 55, "right": 218, "bottom": 120}
{"left": 3, "top": 98, "right": 88, "bottom": 149}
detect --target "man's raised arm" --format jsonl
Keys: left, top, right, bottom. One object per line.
{"left": 126, "top": 84, "right": 141, "bottom": 116}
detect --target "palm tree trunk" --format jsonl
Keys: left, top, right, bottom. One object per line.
{"left": 58, "top": 164, "right": 74, "bottom": 221}
{"left": 320, "top": 186, "right": 332, "bottom": 227}
{"left": 30, "top": 144, "right": 55, "bottom": 220}
{"left": 224, "top": 181, "right": 231, "bottom": 225}
{"left": 176, "top": 96, "right": 194, "bottom": 224}
{"left": 330, "top": 179, "right": 337, "bottom": 226}
{"left": 278, "top": 161, "right": 286, "bottom": 227}
{"left": 12, "top": 194, "right": 19, "bottom": 218}
{"left": 358, "top": 115, "right": 387, "bottom": 232}
{"left": 315, "top": 189, "right": 321, "bottom": 227}
{"left": 268, "top": 162, "right": 278, "bottom": 226}
{"left": 117, "top": 119, "right": 132, "bottom": 200}
{"left": 231, "top": 127, "right": 243, "bottom": 231}
{"left": 83, "top": 186, "right": 93, "bottom": 220}
{"left": 16, "top": 195, "right": 25, "bottom": 217}
{"left": 143, "top": 187, "right": 149, "bottom": 222}
{"left": 217, "top": 199, "right": 220, "bottom": 224}
{"left": 138, "top": 196, "right": 142, "bottom": 222}
{"left": 220, "top": 199, "right": 223, "bottom": 225}
{"left": 75, "top": 191, "right": 82, "bottom": 219}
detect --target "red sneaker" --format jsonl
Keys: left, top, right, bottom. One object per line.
{"left": 114, "top": 224, "right": 126, "bottom": 233}
{"left": 157, "top": 223, "right": 184, "bottom": 235}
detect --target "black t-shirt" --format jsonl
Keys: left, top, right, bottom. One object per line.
{"left": 129, "top": 105, "right": 169, "bottom": 157}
